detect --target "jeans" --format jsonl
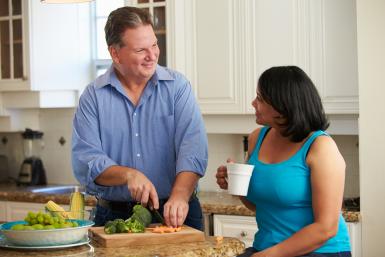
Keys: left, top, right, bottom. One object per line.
{"left": 237, "top": 247, "right": 352, "bottom": 257}
{"left": 93, "top": 195, "right": 204, "bottom": 231}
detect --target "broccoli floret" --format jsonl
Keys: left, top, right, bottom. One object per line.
{"left": 115, "top": 220, "right": 129, "bottom": 233}
{"left": 102, "top": 205, "right": 152, "bottom": 234}
{"left": 104, "top": 220, "right": 117, "bottom": 234}
{"left": 131, "top": 204, "right": 152, "bottom": 227}
{"left": 125, "top": 217, "right": 145, "bottom": 233}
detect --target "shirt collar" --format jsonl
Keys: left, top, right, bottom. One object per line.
{"left": 94, "top": 64, "right": 174, "bottom": 89}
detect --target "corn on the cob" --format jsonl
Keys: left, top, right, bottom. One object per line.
{"left": 69, "top": 191, "right": 85, "bottom": 219}
{"left": 45, "top": 200, "right": 74, "bottom": 219}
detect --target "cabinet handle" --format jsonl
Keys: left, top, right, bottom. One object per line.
{"left": 240, "top": 231, "right": 248, "bottom": 237}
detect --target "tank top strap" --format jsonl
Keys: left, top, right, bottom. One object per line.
{"left": 300, "top": 130, "right": 329, "bottom": 161}
{"left": 250, "top": 126, "right": 270, "bottom": 158}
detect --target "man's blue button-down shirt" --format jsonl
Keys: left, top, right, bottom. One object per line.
{"left": 72, "top": 65, "right": 208, "bottom": 201}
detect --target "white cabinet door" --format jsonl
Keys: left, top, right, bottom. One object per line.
{"left": 213, "top": 214, "right": 257, "bottom": 247}
{"left": 347, "top": 222, "right": 362, "bottom": 257}
{"left": 0, "top": 0, "right": 92, "bottom": 93}
{"left": 6, "top": 202, "right": 46, "bottom": 221}
{"left": 178, "top": 0, "right": 296, "bottom": 114}
{"left": 174, "top": 0, "right": 358, "bottom": 115}
{"left": 189, "top": 0, "right": 247, "bottom": 114}
{"left": 0, "top": 201, "right": 7, "bottom": 222}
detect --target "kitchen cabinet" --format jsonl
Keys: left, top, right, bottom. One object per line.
{"left": 214, "top": 214, "right": 362, "bottom": 257}
{"left": 347, "top": 222, "right": 362, "bottom": 257}
{"left": 3, "top": 201, "right": 93, "bottom": 222}
{"left": 213, "top": 214, "right": 258, "bottom": 247}
{"left": 172, "top": 0, "right": 358, "bottom": 115}
{"left": 6, "top": 201, "right": 47, "bottom": 221}
{"left": 0, "top": 0, "right": 91, "bottom": 102}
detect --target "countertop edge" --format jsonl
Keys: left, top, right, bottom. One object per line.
{"left": 0, "top": 188, "right": 361, "bottom": 223}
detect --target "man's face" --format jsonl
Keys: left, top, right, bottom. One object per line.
{"left": 109, "top": 25, "right": 160, "bottom": 82}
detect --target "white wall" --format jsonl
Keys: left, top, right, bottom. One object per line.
{"left": 0, "top": 109, "right": 360, "bottom": 197}
{"left": 0, "top": 111, "right": 360, "bottom": 198}
{"left": 357, "top": 0, "right": 385, "bottom": 256}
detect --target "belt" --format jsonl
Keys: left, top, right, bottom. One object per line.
{"left": 97, "top": 198, "right": 169, "bottom": 212}
{"left": 97, "top": 198, "right": 138, "bottom": 212}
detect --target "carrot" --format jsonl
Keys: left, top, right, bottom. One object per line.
{"left": 151, "top": 225, "right": 182, "bottom": 233}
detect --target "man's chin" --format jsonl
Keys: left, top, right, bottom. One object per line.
{"left": 140, "top": 70, "right": 156, "bottom": 80}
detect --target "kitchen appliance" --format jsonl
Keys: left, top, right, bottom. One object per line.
{"left": 17, "top": 129, "right": 47, "bottom": 186}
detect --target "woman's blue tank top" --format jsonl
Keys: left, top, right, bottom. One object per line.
{"left": 246, "top": 126, "right": 351, "bottom": 253}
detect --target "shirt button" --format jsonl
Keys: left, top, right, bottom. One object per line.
{"left": 135, "top": 133, "right": 139, "bottom": 137}
{"left": 137, "top": 153, "right": 141, "bottom": 157}
{"left": 134, "top": 113, "right": 137, "bottom": 116}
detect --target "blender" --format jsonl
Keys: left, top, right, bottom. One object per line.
{"left": 17, "top": 128, "right": 47, "bottom": 185}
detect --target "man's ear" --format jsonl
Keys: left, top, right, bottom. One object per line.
{"left": 109, "top": 46, "right": 120, "bottom": 64}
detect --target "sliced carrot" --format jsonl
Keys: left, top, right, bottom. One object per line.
{"left": 151, "top": 225, "right": 182, "bottom": 233}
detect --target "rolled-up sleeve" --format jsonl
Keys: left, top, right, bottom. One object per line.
{"left": 174, "top": 80, "right": 208, "bottom": 177}
{"left": 72, "top": 85, "right": 116, "bottom": 196}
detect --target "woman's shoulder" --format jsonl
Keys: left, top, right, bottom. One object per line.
{"left": 309, "top": 132, "right": 336, "bottom": 150}
{"left": 307, "top": 132, "right": 342, "bottom": 163}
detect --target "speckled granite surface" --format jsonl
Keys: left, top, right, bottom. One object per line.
{"left": 0, "top": 237, "right": 245, "bottom": 257}
{"left": 0, "top": 184, "right": 360, "bottom": 222}
{"left": 198, "top": 191, "right": 361, "bottom": 223}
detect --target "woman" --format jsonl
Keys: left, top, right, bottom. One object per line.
{"left": 216, "top": 66, "right": 351, "bottom": 257}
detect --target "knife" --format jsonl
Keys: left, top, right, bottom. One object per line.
{"left": 148, "top": 200, "right": 165, "bottom": 225}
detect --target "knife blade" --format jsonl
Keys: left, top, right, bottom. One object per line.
{"left": 148, "top": 200, "right": 165, "bottom": 225}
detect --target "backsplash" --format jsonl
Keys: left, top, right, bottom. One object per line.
{"left": 0, "top": 109, "right": 359, "bottom": 198}
{"left": 0, "top": 108, "right": 76, "bottom": 184}
{"left": 201, "top": 133, "right": 360, "bottom": 198}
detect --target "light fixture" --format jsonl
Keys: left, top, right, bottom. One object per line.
{"left": 40, "top": 0, "right": 93, "bottom": 3}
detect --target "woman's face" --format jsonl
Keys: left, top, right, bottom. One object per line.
{"left": 252, "top": 89, "right": 282, "bottom": 126}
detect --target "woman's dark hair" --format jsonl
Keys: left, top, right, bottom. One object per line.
{"left": 258, "top": 66, "right": 329, "bottom": 142}
{"left": 105, "top": 7, "right": 153, "bottom": 47}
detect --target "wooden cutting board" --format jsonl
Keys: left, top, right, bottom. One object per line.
{"left": 89, "top": 225, "right": 205, "bottom": 248}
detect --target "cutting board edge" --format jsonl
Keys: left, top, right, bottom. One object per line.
{"left": 89, "top": 225, "right": 206, "bottom": 248}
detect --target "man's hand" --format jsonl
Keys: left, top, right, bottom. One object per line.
{"left": 126, "top": 169, "right": 159, "bottom": 209}
{"left": 163, "top": 196, "right": 189, "bottom": 227}
{"left": 163, "top": 171, "right": 199, "bottom": 227}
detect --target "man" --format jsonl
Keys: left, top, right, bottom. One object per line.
{"left": 72, "top": 7, "right": 208, "bottom": 230}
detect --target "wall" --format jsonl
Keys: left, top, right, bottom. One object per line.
{"left": 2, "top": 121, "right": 359, "bottom": 193}
{"left": 0, "top": 111, "right": 359, "bottom": 199}
{"left": 357, "top": 0, "right": 385, "bottom": 256}
{"left": 0, "top": 108, "right": 77, "bottom": 185}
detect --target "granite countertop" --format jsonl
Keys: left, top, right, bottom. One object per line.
{"left": 0, "top": 184, "right": 360, "bottom": 222}
{"left": 0, "top": 236, "right": 244, "bottom": 257}
{"left": 198, "top": 191, "right": 361, "bottom": 223}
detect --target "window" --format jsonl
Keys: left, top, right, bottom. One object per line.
{"left": 93, "top": 0, "right": 167, "bottom": 77}
{"left": 0, "top": 0, "right": 23, "bottom": 80}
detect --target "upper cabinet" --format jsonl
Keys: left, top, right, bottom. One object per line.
{"left": 0, "top": 0, "right": 92, "bottom": 92}
{"left": 169, "top": 0, "right": 358, "bottom": 115}
{"left": 0, "top": 0, "right": 24, "bottom": 86}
